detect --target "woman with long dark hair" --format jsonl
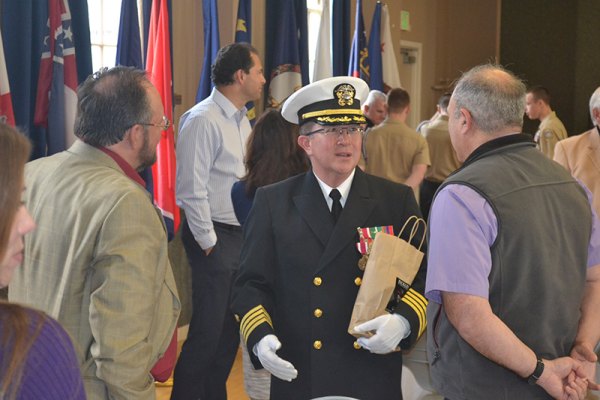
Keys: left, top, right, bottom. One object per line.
{"left": 0, "top": 124, "right": 85, "bottom": 400}
{"left": 232, "top": 108, "right": 309, "bottom": 225}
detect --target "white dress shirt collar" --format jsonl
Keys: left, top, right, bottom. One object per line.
{"left": 314, "top": 169, "right": 356, "bottom": 209}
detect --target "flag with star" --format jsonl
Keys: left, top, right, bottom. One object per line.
{"left": 34, "top": 0, "right": 78, "bottom": 155}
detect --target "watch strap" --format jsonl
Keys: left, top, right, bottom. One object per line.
{"left": 527, "top": 357, "right": 545, "bottom": 385}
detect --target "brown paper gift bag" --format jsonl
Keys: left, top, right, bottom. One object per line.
{"left": 349, "top": 215, "right": 426, "bottom": 337}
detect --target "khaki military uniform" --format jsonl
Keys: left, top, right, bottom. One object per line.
{"left": 534, "top": 111, "right": 567, "bottom": 159}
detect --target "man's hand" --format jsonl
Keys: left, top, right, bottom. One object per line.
{"left": 354, "top": 313, "right": 410, "bottom": 354}
{"left": 571, "top": 341, "right": 598, "bottom": 384}
{"left": 536, "top": 357, "right": 589, "bottom": 400}
{"left": 253, "top": 334, "right": 298, "bottom": 381}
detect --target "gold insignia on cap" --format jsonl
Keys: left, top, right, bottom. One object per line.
{"left": 335, "top": 84, "right": 356, "bottom": 106}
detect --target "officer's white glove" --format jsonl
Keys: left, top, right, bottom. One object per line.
{"left": 253, "top": 334, "right": 298, "bottom": 381}
{"left": 354, "top": 313, "right": 410, "bottom": 354}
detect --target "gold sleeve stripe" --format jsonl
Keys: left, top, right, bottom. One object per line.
{"left": 240, "top": 306, "right": 270, "bottom": 342}
{"left": 405, "top": 289, "right": 428, "bottom": 311}
{"left": 240, "top": 305, "right": 273, "bottom": 343}
{"left": 406, "top": 288, "right": 428, "bottom": 332}
{"left": 402, "top": 289, "right": 428, "bottom": 337}
{"left": 401, "top": 295, "right": 425, "bottom": 334}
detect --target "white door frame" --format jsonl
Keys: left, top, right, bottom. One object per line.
{"left": 399, "top": 40, "right": 422, "bottom": 128}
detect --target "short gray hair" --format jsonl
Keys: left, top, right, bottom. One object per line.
{"left": 452, "top": 64, "right": 526, "bottom": 134}
{"left": 364, "top": 90, "right": 387, "bottom": 107}
{"left": 590, "top": 87, "right": 600, "bottom": 126}
{"left": 299, "top": 121, "right": 319, "bottom": 136}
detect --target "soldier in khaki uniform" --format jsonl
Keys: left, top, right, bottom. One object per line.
{"left": 525, "top": 86, "right": 567, "bottom": 159}
{"left": 420, "top": 93, "right": 461, "bottom": 221}
{"left": 364, "top": 88, "right": 430, "bottom": 201}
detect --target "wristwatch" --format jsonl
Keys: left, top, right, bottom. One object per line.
{"left": 527, "top": 358, "right": 545, "bottom": 385}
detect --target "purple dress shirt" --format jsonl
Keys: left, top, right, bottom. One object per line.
{"left": 426, "top": 182, "right": 600, "bottom": 304}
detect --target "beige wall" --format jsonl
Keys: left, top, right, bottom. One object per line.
{"left": 172, "top": 0, "right": 498, "bottom": 126}
{"left": 172, "top": 0, "right": 266, "bottom": 130}
{"left": 361, "top": 0, "right": 499, "bottom": 122}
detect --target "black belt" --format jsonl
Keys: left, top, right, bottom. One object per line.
{"left": 212, "top": 220, "right": 242, "bottom": 232}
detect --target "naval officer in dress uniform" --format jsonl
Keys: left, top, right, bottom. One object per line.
{"left": 232, "top": 76, "right": 428, "bottom": 400}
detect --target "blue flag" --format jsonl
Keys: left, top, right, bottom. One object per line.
{"left": 348, "top": 0, "right": 368, "bottom": 81}
{"left": 235, "top": 0, "right": 251, "bottom": 43}
{"left": 332, "top": 0, "right": 351, "bottom": 77}
{"left": 368, "top": 2, "right": 383, "bottom": 91}
{"left": 116, "top": 0, "right": 143, "bottom": 68}
{"left": 267, "top": 0, "right": 303, "bottom": 109}
{"left": 235, "top": 0, "right": 256, "bottom": 124}
{"left": 196, "top": 0, "right": 220, "bottom": 103}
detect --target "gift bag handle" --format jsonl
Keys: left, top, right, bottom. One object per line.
{"left": 398, "top": 215, "right": 427, "bottom": 251}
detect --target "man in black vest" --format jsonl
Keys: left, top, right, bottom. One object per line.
{"left": 233, "top": 76, "right": 428, "bottom": 399}
{"left": 425, "top": 64, "right": 600, "bottom": 399}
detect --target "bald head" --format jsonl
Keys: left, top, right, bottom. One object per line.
{"left": 362, "top": 90, "right": 388, "bottom": 125}
{"left": 590, "top": 86, "right": 600, "bottom": 126}
{"left": 452, "top": 64, "right": 526, "bottom": 134}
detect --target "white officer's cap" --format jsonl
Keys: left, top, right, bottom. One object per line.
{"left": 281, "top": 76, "right": 369, "bottom": 127}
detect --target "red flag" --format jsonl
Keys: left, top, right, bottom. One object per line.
{"left": 146, "top": 0, "right": 180, "bottom": 234}
{"left": 0, "top": 30, "right": 15, "bottom": 126}
{"left": 34, "top": 0, "right": 78, "bottom": 154}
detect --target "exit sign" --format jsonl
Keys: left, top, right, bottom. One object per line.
{"left": 401, "top": 10, "right": 411, "bottom": 31}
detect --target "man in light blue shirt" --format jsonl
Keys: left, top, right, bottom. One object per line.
{"left": 172, "top": 42, "right": 265, "bottom": 400}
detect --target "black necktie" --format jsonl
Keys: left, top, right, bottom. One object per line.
{"left": 329, "top": 189, "right": 342, "bottom": 223}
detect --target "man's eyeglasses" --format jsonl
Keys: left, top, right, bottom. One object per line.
{"left": 139, "top": 115, "right": 171, "bottom": 131}
{"left": 303, "top": 126, "right": 365, "bottom": 138}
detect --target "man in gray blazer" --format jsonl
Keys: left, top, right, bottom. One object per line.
{"left": 232, "top": 76, "right": 428, "bottom": 399}
{"left": 10, "top": 67, "right": 180, "bottom": 399}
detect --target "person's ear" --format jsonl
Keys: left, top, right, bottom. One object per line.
{"left": 460, "top": 108, "right": 473, "bottom": 131}
{"left": 125, "top": 124, "right": 146, "bottom": 152}
{"left": 593, "top": 108, "right": 600, "bottom": 125}
{"left": 297, "top": 134, "right": 312, "bottom": 155}
{"left": 234, "top": 68, "right": 245, "bottom": 85}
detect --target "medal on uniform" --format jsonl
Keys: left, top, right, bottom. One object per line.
{"left": 356, "top": 226, "right": 394, "bottom": 270}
